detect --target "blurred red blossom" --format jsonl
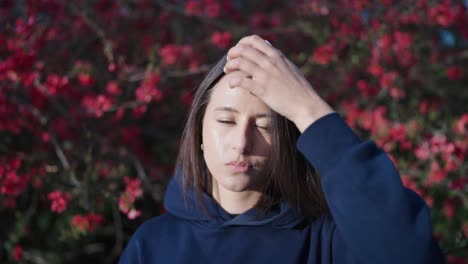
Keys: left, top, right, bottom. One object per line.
{"left": 44, "top": 74, "right": 69, "bottom": 95}
{"left": 11, "top": 245, "right": 22, "bottom": 262}
{"left": 81, "top": 94, "right": 114, "bottom": 118}
{"left": 311, "top": 44, "right": 335, "bottom": 65}
{"left": 159, "top": 44, "right": 193, "bottom": 66}
{"left": 0, "top": 157, "right": 30, "bottom": 197}
{"left": 428, "top": 1, "right": 457, "bottom": 27}
{"left": 77, "top": 73, "right": 95, "bottom": 87}
{"left": 211, "top": 31, "right": 233, "bottom": 49}
{"left": 106, "top": 81, "right": 122, "bottom": 96}
{"left": 47, "top": 190, "right": 71, "bottom": 214}
{"left": 72, "top": 213, "right": 104, "bottom": 233}
{"left": 446, "top": 66, "right": 463, "bottom": 80}
{"left": 135, "top": 73, "right": 163, "bottom": 104}
{"left": 119, "top": 176, "right": 143, "bottom": 219}
{"left": 454, "top": 114, "right": 468, "bottom": 135}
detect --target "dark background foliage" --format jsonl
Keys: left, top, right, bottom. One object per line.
{"left": 0, "top": 0, "right": 467, "bottom": 263}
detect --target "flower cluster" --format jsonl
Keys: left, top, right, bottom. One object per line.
{"left": 119, "top": 177, "right": 143, "bottom": 220}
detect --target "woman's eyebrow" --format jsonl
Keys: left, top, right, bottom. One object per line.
{"left": 215, "top": 106, "right": 239, "bottom": 113}
{"left": 214, "top": 107, "right": 270, "bottom": 118}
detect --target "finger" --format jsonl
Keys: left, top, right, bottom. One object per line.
{"left": 224, "top": 57, "right": 261, "bottom": 77}
{"left": 237, "top": 35, "right": 279, "bottom": 58}
{"left": 228, "top": 74, "right": 260, "bottom": 95}
{"left": 236, "top": 35, "right": 288, "bottom": 73}
{"left": 227, "top": 44, "right": 280, "bottom": 71}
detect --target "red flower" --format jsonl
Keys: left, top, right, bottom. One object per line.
{"left": 356, "top": 80, "right": 378, "bottom": 98}
{"left": 127, "top": 208, "right": 141, "bottom": 220}
{"left": 389, "top": 87, "right": 405, "bottom": 99}
{"left": 135, "top": 73, "right": 163, "bottom": 103}
{"left": 77, "top": 73, "right": 95, "bottom": 87}
{"left": 47, "top": 190, "right": 71, "bottom": 214}
{"left": 453, "top": 114, "right": 468, "bottom": 135}
{"left": 414, "top": 141, "right": 430, "bottom": 160}
{"left": 1, "top": 171, "right": 26, "bottom": 196}
{"left": 446, "top": 66, "right": 463, "bottom": 80}
{"left": 124, "top": 176, "right": 143, "bottom": 198}
{"left": 12, "top": 245, "right": 22, "bottom": 261}
{"left": 429, "top": 1, "right": 456, "bottom": 27}
{"left": 81, "top": 94, "right": 114, "bottom": 118}
{"left": 118, "top": 176, "right": 143, "bottom": 219}
{"left": 159, "top": 45, "right": 182, "bottom": 66}
{"left": 211, "top": 31, "right": 232, "bottom": 49}
{"left": 71, "top": 214, "right": 89, "bottom": 232}
{"left": 87, "top": 213, "right": 104, "bottom": 231}
{"left": 44, "top": 74, "right": 69, "bottom": 95}
{"left": 443, "top": 198, "right": 457, "bottom": 219}
{"left": 449, "top": 177, "right": 468, "bottom": 191}
{"left": 185, "top": 0, "right": 202, "bottom": 16}
{"left": 204, "top": 0, "right": 220, "bottom": 18}
{"left": 71, "top": 213, "right": 104, "bottom": 232}
{"left": 367, "top": 63, "right": 383, "bottom": 77}
{"left": 418, "top": 100, "right": 439, "bottom": 114}
{"left": 311, "top": 44, "right": 335, "bottom": 65}
{"left": 106, "top": 81, "right": 122, "bottom": 96}
{"left": 426, "top": 161, "right": 447, "bottom": 186}
{"left": 379, "top": 71, "right": 398, "bottom": 90}
{"left": 135, "top": 85, "right": 162, "bottom": 104}
{"left": 1, "top": 160, "right": 30, "bottom": 197}
{"left": 393, "top": 31, "right": 412, "bottom": 51}
{"left": 377, "top": 34, "right": 392, "bottom": 50}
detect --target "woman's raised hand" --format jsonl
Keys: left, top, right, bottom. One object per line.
{"left": 224, "top": 35, "right": 335, "bottom": 132}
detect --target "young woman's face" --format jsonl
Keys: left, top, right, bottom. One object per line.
{"left": 202, "top": 71, "right": 272, "bottom": 194}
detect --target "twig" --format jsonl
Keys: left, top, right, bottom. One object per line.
{"left": 128, "top": 152, "right": 160, "bottom": 203}
{"left": 49, "top": 132, "right": 86, "bottom": 203}
{"left": 105, "top": 202, "right": 124, "bottom": 264}
{"left": 67, "top": 3, "right": 115, "bottom": 64}
{"left": 34, "top": 79, "right": 74, "bottom": 123}
{"left": 154, "top": 0, "right": 236, "bottom": 31}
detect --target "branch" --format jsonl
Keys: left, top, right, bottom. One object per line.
{"left": 154, "top": 0, "right": 237, "bottom": 31}
{"left": 66, "top": 3, "right": 115, "bottom": 64}
{"left": 34, "top": 79, "right": 75, "bottom": 123}
{"left": 128, "top": 151, "right": 161, "bottom": 204}
{"left": 105, "top": 202, "right": 124, "bottom": 264}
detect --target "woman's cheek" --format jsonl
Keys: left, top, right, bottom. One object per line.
{"left": 207, "top": 127, "right": 228, "bottom": 156}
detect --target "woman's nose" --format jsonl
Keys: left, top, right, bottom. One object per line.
{"left": 232, "top": 123, "right": 252, "bottom": 154}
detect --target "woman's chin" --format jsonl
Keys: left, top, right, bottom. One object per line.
{"left": 216, "top": 173, "right": 265, "bottom": 193}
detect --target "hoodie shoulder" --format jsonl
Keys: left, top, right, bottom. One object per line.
{"left": 134, "top": 213, "right": 180, "bottom": 240}
{"left": 119, "top": 213, "right": 181, "bottom": 264}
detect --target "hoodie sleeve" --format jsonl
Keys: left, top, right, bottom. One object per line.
{"left": 296, "top": 113, "right": 445, "bottom": 264}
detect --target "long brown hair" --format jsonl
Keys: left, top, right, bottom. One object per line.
{"left": 176, "top": 54, "right": 328, "bottom": 220}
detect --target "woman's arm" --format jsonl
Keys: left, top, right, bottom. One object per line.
{"left": 296, "top": 112, "right": 445, "bottom": 263}
{"left": 225, "top": 35, "right": 445, "bottom": 263}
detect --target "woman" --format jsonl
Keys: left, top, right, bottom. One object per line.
{"left": 119, "top": 35, "right": 445, "bottom": 263}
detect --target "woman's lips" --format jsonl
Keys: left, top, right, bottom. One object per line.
{"left": 226, "top": 161, "right": 252, "bottom": 172}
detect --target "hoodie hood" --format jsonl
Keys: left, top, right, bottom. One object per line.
{"left": 164, "top": 168, "right": 307, "bottom": 229}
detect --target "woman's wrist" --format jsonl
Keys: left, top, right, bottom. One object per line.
{"left": 293, "top": 100, "right": 335, "bottom": 133}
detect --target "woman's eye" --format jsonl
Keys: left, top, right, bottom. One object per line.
{"left": 256, "top": 124, "right": 269, "bottom": 131}
{"left": 217, "top": 120, "right": 235, "bottom": 125}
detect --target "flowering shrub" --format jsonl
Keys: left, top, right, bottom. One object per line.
{"left": 1, "top": 0, "right": 467, "bottom": 263}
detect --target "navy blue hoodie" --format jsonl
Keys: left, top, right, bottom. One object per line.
{"left": 119, "top": 113, "right": 445, "bottom": 263}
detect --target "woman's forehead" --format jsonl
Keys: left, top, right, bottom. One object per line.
{"left": 207, "top": 72, "right": 269, "bottom": 114}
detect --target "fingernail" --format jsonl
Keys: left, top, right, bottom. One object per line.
{"left": 223, "top": 66, "right": 227, "bottom": 73}
{"left": 265, "top": 40, "right": 272, "bottom": 46}
{"left": 226, "top": 55, "right": 229, "bottom": 61}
